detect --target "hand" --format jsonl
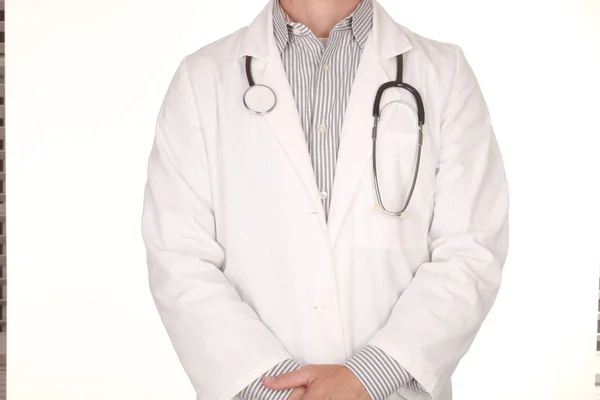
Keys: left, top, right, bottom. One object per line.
{"left": 287, "top": 386, "right": 307, "bottom": 400}
{"left": 262, "top": 364, "right": 370, "bottom": 400}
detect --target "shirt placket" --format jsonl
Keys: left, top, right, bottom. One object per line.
{"left": 286, "top": 20, "right": 352, "bottom": 221}
{"left": 310, "top": 27, "right": 347, "bottom": 220}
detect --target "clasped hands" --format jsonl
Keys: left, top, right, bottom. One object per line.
{"left": 261, "top": 364, "right": 371, "bottom": 400}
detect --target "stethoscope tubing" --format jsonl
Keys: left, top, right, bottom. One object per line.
{"left": 244, "top": 53, "right": 426, "bottom": 217}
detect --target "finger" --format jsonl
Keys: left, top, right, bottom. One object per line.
{"left": 262, "top": 367, "right": 313, "bottom": 390}
{"left": 287, "top": 386, "right": 307, "bottom": 400}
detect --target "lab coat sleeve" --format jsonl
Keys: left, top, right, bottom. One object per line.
{"left": 141, "top": 57, "right": 294, "bottom": 400}
{"left": 367, "top": 45, "right": 509, "bottom": 399}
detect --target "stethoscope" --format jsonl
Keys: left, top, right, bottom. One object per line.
{"left": 243, "top": 54, "right": 425, "bottom": 217}
{"left": 243, "top": 56, "right": 278, "bottom": 115}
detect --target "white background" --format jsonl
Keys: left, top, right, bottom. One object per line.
{"left": 6, "top": 0, "right": 600, "bottom": 399}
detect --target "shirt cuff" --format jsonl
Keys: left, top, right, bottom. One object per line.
{"left": 407, "top": 378, "right": 427, "bottom": 392}
{"left": 238, "top": 358, "right": 302, "bottom": 400}
{"left": 345, "top": 345, "right": 426, "bottom": 400}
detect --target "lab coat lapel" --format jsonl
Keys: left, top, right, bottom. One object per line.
{"left": 327, "top": 0, "right": 413, "bottom": 247}
{"left": 260, "top": 56, "right": 325, "bottom": 216}
{"left": 239, "top": 0, "right": 325, "bottom": 218}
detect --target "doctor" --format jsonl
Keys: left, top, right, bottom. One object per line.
{"left": 141, "top": 0, "right": 509, "bottom": 399}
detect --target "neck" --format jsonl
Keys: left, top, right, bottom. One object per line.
{"left": 279, "top": 0, "right": 362, "bottom": 38}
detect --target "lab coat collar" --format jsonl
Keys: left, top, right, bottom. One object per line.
{"left": 239, "top": 0, "right": 413, "bottom": 60}
{"left": 371, "top": 0, "right": 413, "bottom": 59}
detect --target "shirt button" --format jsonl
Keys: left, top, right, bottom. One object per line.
{"left": 292, "top": 28, "right": 302, "bottom": 35}
{"left": 319, "top": 191, "right": 328, "bottom": 200}
{"left": 316, "top": 304, "right": 331, "bottom": 315}
{"left": 322, "top": 63, "right": 330, "bottom": 72}
{"left": 318, "top": 124, "right": 328, "bottom": 133}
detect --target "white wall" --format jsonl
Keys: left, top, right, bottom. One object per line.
{"left": 7, "top": 0, "right": 600, "bottom": 399}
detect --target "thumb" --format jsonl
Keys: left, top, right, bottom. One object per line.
{"left": 262, "top": 367, "right": 312, "bottom": 390}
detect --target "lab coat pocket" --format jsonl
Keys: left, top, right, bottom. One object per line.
{"left": 353, "top": 131, "right": 435, "bottom": 251}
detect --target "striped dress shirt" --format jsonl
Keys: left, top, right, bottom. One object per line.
{"left": 238, "top": 1, "right": 426, "bottom": 399}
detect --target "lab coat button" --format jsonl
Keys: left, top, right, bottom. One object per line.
{"left": 317, "top": 304, "right": 331, "bottom": 315}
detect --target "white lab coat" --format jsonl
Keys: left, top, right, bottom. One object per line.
{"left": 141, "top": 0, "right": 509, "bottom": 399}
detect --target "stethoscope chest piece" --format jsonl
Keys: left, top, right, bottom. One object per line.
{"left": 243, "top": 84, "right": 277, "bottom": 115}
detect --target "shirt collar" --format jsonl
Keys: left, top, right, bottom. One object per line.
{"left": 272, "top": 0, "right": 373, "bottom": 53}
